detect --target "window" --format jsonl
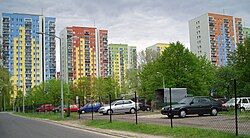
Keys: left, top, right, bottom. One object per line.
{"left": 242, "top": 99, "right": 248, "bottom": 103}
{"left": 115, "top": 100, "right": 124, "bottom": 105}
{"left": 199, "top": 98, "right": 210, "bottom": 103}
{"left": 193, "top": 98, "right": 199, "bottom": 103}
{"left": 124, "top": 100, "right": 132, "bottom": 104}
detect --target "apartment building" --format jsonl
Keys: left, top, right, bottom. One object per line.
{"left": 146, "top": 43, "right": 170, "bottom": 54}
{"left": 1, "top": 12, "right": 56, "bottom": 95}
{"left": 60, "top": 26, "right": 109, "bottom": 82}
{"left": 109, "top": 44, "right": 137, "bottom": 85}
{"left": 189, "top": 13, "right": 243, "bottom": 66}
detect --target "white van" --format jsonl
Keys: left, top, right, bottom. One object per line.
{"left": 223, "top": 97, "right": 250, "bottom": 111}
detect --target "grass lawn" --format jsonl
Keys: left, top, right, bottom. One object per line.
{"left": 14, "top": 112, "right": 250, "bottom": 138}
{"left": 220, "top": 110, "right": 250, "bottom": 120}
{"left": 85, "top": 119, "right": 249, "bottom": 138}
{"left": 14, "top": 112, "right": 80, "bottom": 121}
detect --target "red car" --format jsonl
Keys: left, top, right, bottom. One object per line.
{"left": 63, "top": 105, "right": 79, "bottom": 112}
{"left": 36, "top": 104, "right": 55, "bottom": 112}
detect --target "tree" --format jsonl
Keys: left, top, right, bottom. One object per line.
{"left": 75, "top": 77, "right": 91, "bottom": 105}
{"left": 92, "top": 77, "right": 119, "bottom": 102}
{"left": 138, "top": 49, "right": 159, "bottom": 66}
{"left": 229, "top": 38, "right": 250, "bottom": 96}
{"left": 213, "top": 66, "right": 236, "bottom": 98}
{"left": 139, "top": 42, "right": 216, "bottom": 100}
{"left": 0, "top": 67, "right": 13, "bottom": 111}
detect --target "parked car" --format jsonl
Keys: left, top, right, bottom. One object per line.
{"left": 78, "top": 102, "right": 102, "bottom": 114}
{"left": 36, "top": 104, "right": 55, "bottom": 112}
{"left": 223, "top": 97, "right": 250, "bottom": 111}
{"left": 214, "top": 98, "right": 228, "bottom": 111}
{"left": 52, "top": 105, "right": 79, "bottom": 112}
{"left": 98, "top": 100, "right": 140, "bottom": 115}
{"left": 161, "top": 96, "right": 222, "bottom": 118}
{"left": 52, "top": 105, "right": 61, "bottom": 113}
{"left": 138, "top": 102, "right": 151, "bottom": 111}
{"left": 64, "top": 104, "right": 79, "bottom": 112}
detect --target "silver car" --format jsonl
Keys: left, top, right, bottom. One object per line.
{"left": 98, "top": 100, "right": 140, "bottom": 115}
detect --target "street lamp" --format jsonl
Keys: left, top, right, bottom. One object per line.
{"left": 37, "top": 32, "right": 64, "bottom": 118}
{"left": 65, "top": 35, "right": 79, "bottom": 117}
{"left": 157, "top": 72, "right": 165, "bottom": 89}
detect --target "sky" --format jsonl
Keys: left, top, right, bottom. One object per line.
{"left": 0, "top": 0, "right": 250, "bottom": 70}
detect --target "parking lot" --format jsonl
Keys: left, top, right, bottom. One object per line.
{"left": 80, "top": 111, "right": 250, "bottom": 135}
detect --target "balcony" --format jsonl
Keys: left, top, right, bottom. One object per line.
{"left": 49, "top": 29, "right": 55, "bottom": 33}
{"left": 3, "top": 31, "right": 9, "bottom": 34}
{"left": 209, "top": 22, "right": 214, "bottom": 26}
{"left": 3, "top": 18, "right": 10, "bottom": 22}
{"left": 211, "top": 58, "right": 217, "bottom": 62}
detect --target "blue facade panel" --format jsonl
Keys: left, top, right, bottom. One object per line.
{"left": 2, "top": 13, "right": 56, "bottom": 89}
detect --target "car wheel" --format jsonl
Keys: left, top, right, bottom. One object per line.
{"left": 211, "top": 108, "right": 218, "bottom": 116}
{"left": 130, "top": 108, "right": 136, "bottom": 114}
{"left": 146, "top": 107, "right": 151, "bottom": 111}
{"left": 240, "top": 107, "right": 245, "bottom": 112}
{"left": 107, "top": 109, "right": 113, "bottom": 115}
{"left": 179, "top": 110, "right": 186, "bottom": 118}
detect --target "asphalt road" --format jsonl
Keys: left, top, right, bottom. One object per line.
{"left": 0, "top": 112, "right": 113, "bottom": 138}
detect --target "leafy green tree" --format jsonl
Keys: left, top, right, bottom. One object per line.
{"left": 139, "top": 42, "right": 216, "bottom": 100}
{"left": 229, "top": 38, "right": 250, "bottom": 96}
{"left": 44, "top": 79, "right": 62, "bottom": 106}
{"left": 75, "top": 77, "right": 91, "bottom": 105}
{"left": 0, "top": 67, "right": 13, "bottom": 110}
{"left": 213, "top": 66, "right": 236, "bottom": 98}
{"left": 92, "top": 77, "right": 119, "bottom": 102}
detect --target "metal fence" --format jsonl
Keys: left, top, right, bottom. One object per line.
{"left": 15, "top": 79, "right": 249, "bottom": 137}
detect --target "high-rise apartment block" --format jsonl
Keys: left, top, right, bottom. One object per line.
{"left": 60, "top": 26, "right": 108, "bottom": 82}
{"left": 109, "top": 44, "right": 137, "bottom": 85}
{"left": 146, "top": 43, "right": 170, "bottom": 54}
{"left": 189, "top": 13, "right": 243, "bottom": 66}
{"left": 0, "top": 26, "right": 2, "bottom": 67}
{"left": 1, "top": 13, "right": 56, "bottom": 94}
{"left": 128, "top": 46, "right": 137, "bottom": 69}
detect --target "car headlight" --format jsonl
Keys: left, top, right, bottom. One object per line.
{"left": 161, "top": 107, "right": 165, "bottom": 110}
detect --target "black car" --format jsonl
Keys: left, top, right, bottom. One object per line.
{"left": 161, "top": 96, "right": 222, "bottom": 118}
{"left": 138, "top": 102, "right": 151, "bottom": 111}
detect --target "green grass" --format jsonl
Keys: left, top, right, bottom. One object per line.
{"left": 14, "top": 112, "right": 250, "bottom": 138}
{"left": 84, "top": 119, "right": 249, "bottom": 138}
{"left": 220, "top": 110, "right": 250, "bottom": 120}
{"left": 14, "top": 112, "right": 80, "bottom": 121}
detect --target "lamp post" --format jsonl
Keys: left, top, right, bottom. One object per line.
{"left": 37, "top": 32, "right": 64, "bottom": 118}
{"left": 157, "top": 72, "right": 165, "bottom": 89}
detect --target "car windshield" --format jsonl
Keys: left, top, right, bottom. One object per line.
{"left": 178, "top": 97, "right": 193, "bottom": 104}
{"left": 110, "top": 101, "right": 117, "bottom": 106}
{"left": 227, "top": 99, "right": 235, "bottom": 104}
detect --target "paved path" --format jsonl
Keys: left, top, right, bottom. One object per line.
{"left": 0, "top": 112, "right": 114, "bottom": 138}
